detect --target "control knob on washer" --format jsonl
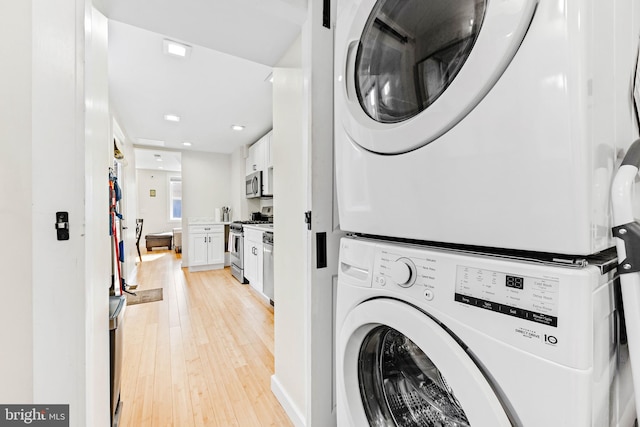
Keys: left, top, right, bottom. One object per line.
{"left": 389, "top": 258, "right": 415, "bottom": 287}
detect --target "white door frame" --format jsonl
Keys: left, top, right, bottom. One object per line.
{"left": 304, "top": 0, "right": 346, "bottom": 425}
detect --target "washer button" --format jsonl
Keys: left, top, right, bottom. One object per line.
{"left": 424, "top": 290, "right": 434, "bottom": 301}
{"left": 376, "top": 276, "right": 386, "bottom": 286}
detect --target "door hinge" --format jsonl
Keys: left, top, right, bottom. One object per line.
{"left": 304, "top": 211, "right": 312, "bottom": 230}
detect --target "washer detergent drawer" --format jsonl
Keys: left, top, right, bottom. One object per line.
{"left": 338, "top": 238, "right": 376, "bottom": 287}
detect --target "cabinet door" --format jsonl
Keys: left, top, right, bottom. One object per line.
{"left": 263, "top": 131, "right": 274, "bottom": 195}
{"left": 266, "top": 131, "right": 273, "bottom": 168}
{"left": 245, "top": 150, "right": 253, "bottom": 176}
{"left": 248, "top": 137, "right": 269, "bottom": 173}
{"left": 190, "top": 233, "right": 209, "bottom": 266}
{"left": 247, "top": 242, "right": 261, "bottom": 293}
{"left": 255, "top": 241, "right": 264, "bottom": 293}
{"left": 244, "top": 241, "right": 256, "bottom": 283}
{"left": 246, "top": 143, "right": 259, "bottom": 174}
{"left": 263, "top": 166, "right": 273, "bottom": 196}
{"left": 208, "top": 232, "right": 225, "bottom": 265}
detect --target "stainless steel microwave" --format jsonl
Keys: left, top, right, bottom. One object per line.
{"left": 245, "top": 171, "right": 262, "bottom": 198}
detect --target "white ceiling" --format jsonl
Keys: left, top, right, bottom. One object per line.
{"left": 94, "top": 0, "right": 307, "bottom": 164}
{"left": 135, "top": 148, "right": 182, "bottom": 172}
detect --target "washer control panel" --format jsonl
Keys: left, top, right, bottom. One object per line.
{"left": 375, "top": 249, "right": 438, "bottom": 300}
{"left": 341, "top": 237, "right": 607, "bottom": 368}
{"left": 371, "top": 245, "right": 560, "bottom": 326}
{"left": 387, "top": 257, "right": 416, "bottom": 287}
{"left": 455, "top": 266, "right": 559, "bottom": 327}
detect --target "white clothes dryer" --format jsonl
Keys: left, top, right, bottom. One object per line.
{"left": 334, "top": 0, "right": 640, "bottom": 255}
{"left": 336, "top": 236, "right": 636, "bottom": 426}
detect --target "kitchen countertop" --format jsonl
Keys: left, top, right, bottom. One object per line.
{"left": 187, "top": 217, "right": 231, "bottom": 225}
{"left": 243, "top": 224, "right": 274, "bottom": 232}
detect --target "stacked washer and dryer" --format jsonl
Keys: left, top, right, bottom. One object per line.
{"left": 334, "top": 0, "right": 640, "bottom": 426}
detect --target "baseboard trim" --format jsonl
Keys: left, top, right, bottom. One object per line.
{"left": 271, "top": 374, "right": 306, "bottom": 427}
{"left": 187, "top": 263, "right": 224, "bottom": 273}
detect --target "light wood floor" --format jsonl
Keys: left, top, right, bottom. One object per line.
{"left": 119, "top": 250, "right": 293, "bottom": 427}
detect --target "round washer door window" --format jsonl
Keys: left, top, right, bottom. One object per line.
{"left": 359, "top": 326, "right": 469, "bottom": 426}
{"left": 337, "top": 298, "right": 511, "bottom": 426}
{"left": 355, "top": 0, "right": 486, "bottom": 124}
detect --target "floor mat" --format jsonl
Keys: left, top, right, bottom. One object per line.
{"left": 125, "top": 288, "right": 163, "bottom": 306}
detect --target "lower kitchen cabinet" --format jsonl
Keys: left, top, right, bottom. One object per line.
{"left": 189, "top": 224, "right": 224, "bottom": 271}
{"left": 243, "top": 228, "right": 264, "bottom": 293}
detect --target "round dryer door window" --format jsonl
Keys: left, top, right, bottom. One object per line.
{"left": 335, "top": 0, "right": 538, "bottom": 154}
{"left": 359, "top": 326, "right": 469, "bottom": 426}
{"left": 355, "top": 0, "right": 486, "bottom": 124}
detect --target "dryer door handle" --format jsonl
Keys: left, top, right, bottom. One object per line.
{"left": 345, "top": 40, "right": 359, "bottom": 102}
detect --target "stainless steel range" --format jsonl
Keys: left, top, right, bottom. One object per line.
{"left": 229, "top": 220, "right": 272, "bottom": 283}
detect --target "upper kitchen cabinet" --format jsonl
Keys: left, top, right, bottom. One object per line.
{"left": 245, "top": 130, "right": 274, "bottom": 197}
{"left": 246, "top": 136, "right": 265, "bottom": 175}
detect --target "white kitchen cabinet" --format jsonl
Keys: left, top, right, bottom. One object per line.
{"left": 265, "top": 131, "right": 273, "bottom": 168}
{"left": 243, "top": 227, "right": 264, "bottom": 293}
{"left": 189, "top": 224, "right": 225, "bottom": 271}
{"left": 245, "top": 130, "right": 274, "bottom": 197}
{"left": 263, "top": 131, "right": 273, "bottom": 196}
{"left": 245, "top": 135, "right": 266, "bottom": 175}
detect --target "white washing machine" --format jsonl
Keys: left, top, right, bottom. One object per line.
{"left": 336, "top": 237, "right": 636, "bottom": 426}
{"left": 335, "top": 0, "right": 640, "bottom": 255}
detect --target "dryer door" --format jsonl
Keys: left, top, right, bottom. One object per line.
{"left": 338, "top": 298, "right": 512, "bottom": 426}
{"left": 335, "top": 0, "right": 538, "bottom": 154}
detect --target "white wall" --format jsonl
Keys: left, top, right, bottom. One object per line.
{"left": 0, "top": 0, "right": 34, "bottom": 403}
{"left": 0, "top": 2, "right": 111, "bottom": 426}
{"left": 181, "top": 151, "right": 232, "bottom": 264}
{"left": 231, "top": 148, "right": 245, "bottom": 221}
{"left": 136, "top": 169, "right": 182, "bottom": 235}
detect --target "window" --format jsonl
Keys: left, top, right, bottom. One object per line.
{"left": 169, "top": 177, "right": 182, "bottom": 221}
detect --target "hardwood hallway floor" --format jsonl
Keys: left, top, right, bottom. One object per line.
{"left": 119, "top": 249, "right": 293, "bottom": 427}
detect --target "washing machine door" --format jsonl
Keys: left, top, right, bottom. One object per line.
{"left": 335, "top": 0, "right": 538, "bottom": 154}
{"left": 338, "top": 299, "right": 512, "bottom": 426}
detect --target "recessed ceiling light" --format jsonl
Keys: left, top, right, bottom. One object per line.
{"left": 156, "top": 158, "right": 163, "bottom": 162}
{"left": 163, "top": 39, "right": 192, "bottom": 58}
{"left": 158, "top": 166, "right": 164, "bottom": 169}
{"left": 164, "top": 114, "right": 180, "bottom": 122}
{"left": 231, "top": 125, "right": 245, "bottom": 131}
{"left": 182, "top": 142, "right": 192, "bottom": 147}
